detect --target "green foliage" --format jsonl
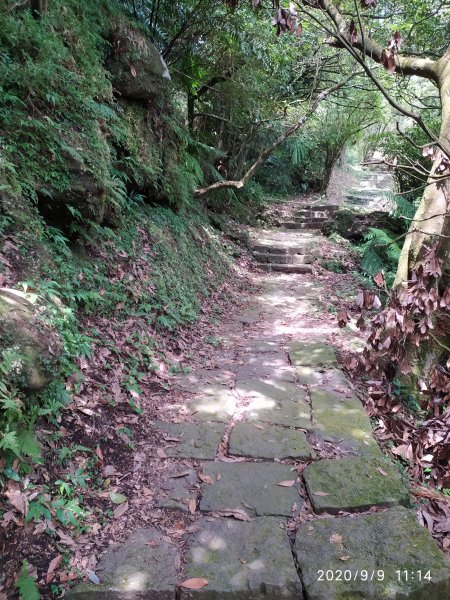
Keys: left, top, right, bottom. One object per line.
{"left": 360, "top": 228, "right": 402, "bottom": 287}
{"left": 15, "top": 561, "right": 40, "bottom": 600}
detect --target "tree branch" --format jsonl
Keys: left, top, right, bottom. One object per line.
{"left": 194, "top": 74, "right": 355, "bottom": 197}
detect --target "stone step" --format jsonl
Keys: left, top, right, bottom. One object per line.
{"left": 260, "top": 263, "right": 313, "bottom": 274}
{"left": 303, "top": 203, "right": 339, "bottom": 211}
{"left": 251, "top": 244, "right": 309, "bottom": 255}
{"left": 294, "top": 210, "right": 328, "bottom": 218}
{"left": 290, "top": 216, "right": 328, "bottom": 224}
{"left": 279, "top": 221, "right": 323, "bottom": 230}
{"left": 253, "top": 252, "right": 312, "bottom": 265}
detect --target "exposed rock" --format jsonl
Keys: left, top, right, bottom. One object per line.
{"left": 322, "top": 208, "right": 403, "bottom": 242}
{"left": 229, "top": 422, "right": 315, "bottom": 460}
{"left": 0, "top": 288, "right": 60, "bottom": 391}
{"left": 106, "top": 23, "right": 170, "bottom": 102}
{"left": 151, "top": 421, "right": 225, "bottom": 460}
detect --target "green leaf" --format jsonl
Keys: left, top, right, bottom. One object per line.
{"left": 109, "top": 492, "right": 127, "bottom": 504}
{"left": 15, "top": 561, "right": 40, "bottom": 600}
{"left": 3, "top": 466, "right": 21, "bottom": 481}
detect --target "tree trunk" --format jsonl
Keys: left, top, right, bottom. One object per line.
{"left": 394, "top": 54, "right": 450, "bottom": 287}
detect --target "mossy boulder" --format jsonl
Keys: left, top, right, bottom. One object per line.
{"left": 322, "top": 209, "right": 403, "bottom": 242}
{"left": 106, "top": 22, "right": 170, "bottom": 102}
{"left": 0, "top": 288, "right": 61, "bottom": 391}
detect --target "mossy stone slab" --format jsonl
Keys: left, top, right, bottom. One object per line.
{"left": 229, "top": 422, "right": 315, "bottom": 460}
{"left": 311, "top": 388, "right": 381, "bottom": 456}
{"left": 236, "top": 379, "right": 311, "bottom": 428}
{"left": 236, "top": 354, "right": 296, "bottom": 383}
{"left": 188, "top": 389, "right": 237, "bottom": 423}
{"left": 152, "top": 421, "right": 225, "bottom": 459}
{"left": 199, "top": 462, "right": 301, "bottom": 517}
{"left": 304, "top": 456, "right": 410, "bottom": 513}
{"left": 288, "top": 341, "right": 337, "bottom": 368}
{"left": 179, "top": 516, "right": 303, "bottom": 599}
{"left": 294, "top": 508, "right": 450, "bottom": 600}
{"left": 157, "top": 468, "right": 198, "bottom": 511}
{"left": 67, "top": 528, "right": 178, "bottom": 599}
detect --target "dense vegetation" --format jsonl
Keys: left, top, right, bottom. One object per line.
{"left": 0, "top": 0, "right": 449, "bottom": 597}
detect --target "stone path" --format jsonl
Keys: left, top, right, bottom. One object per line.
{"left": 69, "top": 202, "right": 450, "bottom": 599}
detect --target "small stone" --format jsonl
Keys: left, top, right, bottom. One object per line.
{"left": 229, "top": 423, "right": 314, "bottom": 460}
{"left": 152, "top": 421, "right": 225, "bottom": 460}
{"left": 67, "top": 528, "right": 178, "bottom": 599}
{"left": 304, "top": 456, "right": 410, "bottom": 513}
{"left": 180, "top": 517, "right": 303, "bottom": 599}
{"left": 294, "top": 508, "right": 450, "bottom": 600}
{"left": 199, "top": 462, "right": 302, "bottom": 517}
{"left": 288, "top": 341, "right": 337, "bottom": 367}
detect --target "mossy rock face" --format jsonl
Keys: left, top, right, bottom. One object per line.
{"left": 36, "top": 129, "right": 110, "bottom": 227}
{"left": 0, "top": 288, "right": 61, "bottom": 391}
{"left": 106, "top": 22, "right": 170, "bottom": 102}
{"left": 322, "top": 209, "right": 403, "bottom": 242}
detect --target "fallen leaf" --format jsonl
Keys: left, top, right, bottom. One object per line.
{"left": 376, "top": 467, "right": 388, "bottom": 477}
{"left": 56, "top": 529, "right": 76, "bottom": 546}
{"left": 313, "top": 491, "right": 330, "bottom": 497}
{"left": 103, "top": 465, "right": 119, "bottom": 476}
{"left": 340, "top": 556, "right": 350, "bottom": 561}
{"left": 253, "top": 424, "right": 265, "bottom": 430}
{"left": 199, "top": 474, "right": 214, "bottom": 485}
{"left": 211, "top": 509, "right": 251, "bottom": 521}
{"left": 188, "top": 498, "right": 196, "bottom": 514}
{"left": 46, "top": 555, "right": 62, "bottom": 583}
{"left": 157, "top": 448, "right": 168, "bottom": 459}
{"left": 170, "top": 471, "right": 191, "bottom": 479}
{"left": 330, "top": 534, "right": 343, "bottom": 544}
{"left": 95, "top": 446, "right": 103, "bottom": 461}
{"left": 5, "top": 481, "right": 27, "bottom": 515}
{"left": 277, "top": 480, "right": 296, "bottom": 487}
{"left": 109, "top": 492, "right": 127, "bottom": 505}
{"left": 180, "top": 578, "right": 208, "bottom": 589}
{"left": 113, "top": 501, "right": 129, "bottom": 519}
{"left": 87, "top": 570, "right": 100, "bottom": 585}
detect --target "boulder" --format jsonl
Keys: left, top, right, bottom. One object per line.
{"left": 106, "top": 23, "right": 170, "bottom": 102}
{"left": 322, "top": 209, "right": 403, "bottom": 242}
{"left": 0, "top": 288, "right": 61, "bottom": 392}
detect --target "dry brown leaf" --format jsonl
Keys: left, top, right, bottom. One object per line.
{"left": 113, "top": 501, "right": 129, "bottom": 519}
{"left": 170, "top": 470, "right": 191, "bottom": 479}
{"left": 5, "top": 481, "right": 27, "bottom": 515}
{"left": 313, "top": 491, "right": 330, "bottom": 497}
{"left": 157, "top": 448, "right": 168, "bottom": 459}
{"left": 376, "top": 467, "right": 388, "bottom": 477}
{"left": 188, "top": 498, "right": 197, "bottom": 514}
{"left": 46, "top": 555, "right": 63, "bottom": 584}
{"left": 180, "top": 578, "right": 208, "bottom": 590}
{"left": 56, "top": 529, "right": 76, "bottom": 546}
{"left": 95, "top": 446, "right": 103, "bottom": 461}
{"left": 277, "top": 480, "right": 296, "bottom": 487}
{"left": 253, "top": 424, "right": 265, "bottom": 430}
{"left": 199, "top": 474, "right": 214, "bottom": 485}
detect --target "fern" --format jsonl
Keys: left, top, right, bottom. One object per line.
{"left": 360, "top": 227, "right": 401, "bottom": 287}
{"left": 389, "top": 193, "right": 416, "bottom": 220}
{"left": 15, "top": 561, "right": 40, "bottom": 600}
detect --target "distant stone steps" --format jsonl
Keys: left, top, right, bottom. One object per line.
{"left": 259, "top": 263, "right": 313, "bottom": 274}
{"left": 253, "top": 252, "right": 312, "bottom": 265}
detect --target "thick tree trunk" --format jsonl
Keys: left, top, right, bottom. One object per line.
{"left": 394, "top": 54, "right": 450, "bottom": 287}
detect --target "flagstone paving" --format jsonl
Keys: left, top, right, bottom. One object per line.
{"left": 70, "top": 195, "right": 450, "bottom": 599}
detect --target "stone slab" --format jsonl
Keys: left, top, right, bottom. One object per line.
{"left": 188, "top": 388, "right": 237, "bottom": 422}
{"left": 199, "top": 462, "right": 302, "bottom": 517}
{"left": 288, "top": 341, "right": 337, "bottom": 368}
{"left": 311, "top": 388, "right": 381, "bottom": 456}
{"left": 180, "top": 517, "right": 303, "bottom": 599}
{"left": 67, "top": 528, "right": 178, "bottom": 599}
{"left": 157, "top": 468, "right": 198, "bottom": 511}
{"left": 236, "top": 354, "right": 295, "bottom": 383}
{"left": 229, "top": 422, "right": 315, "bottom": 460}
{"left": 152, "top": 421, "right": 225, "bottom": 460}
{"left": 294, "top": 508, "right": 450, "bottom": 600}
{"left": 236, "top": 379, "right": 311, "bottom": 428}
{"left": 304, "top": 456, "right": 410, "bottom": 513}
